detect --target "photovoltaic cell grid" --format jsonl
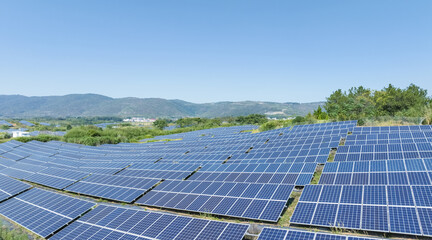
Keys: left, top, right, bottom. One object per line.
{"left": 23, "top": 167, "right": 90, "bottom": 189}
{"left": 190, "top": 162, "right": 316, "bottom": 185}
{"left": 345, "top": 131, "right": 432, "bottom": 146}
{"left": 65, "top": 174, "right": 161, "bottom": 202}
{"left": 230, "top": 147, "right": 331, "bottom": 164}
{"left": 0, "top": 162, "right": 46, "bottom": 179}
{"left": 334, "top": 143, "right": 432, "bottom": 161}
{"left": 0, "top": 175, "right": 31, "bottom": 202}
{"left": 137, "top": 180, "right": 294, "bottom": 222}
{"left": 291, "top": 184, "right": 432, "bottom": 236}
{"left": 352, "top": 125, "right": 432, "bottom": 134}
{"left": 117, "top": 163, "right": 200, "bottom": 180}
{"left": 319, "top": 159, "right": 432, "bottom": 185}
{"left": 0, "top": 188, "right": 95, "bottom": 238}
{"left": 52, "top": 205, "right": 250, "bottom": 240}
{"left": 258, "top": 227, "right": 380, "bottom": 240}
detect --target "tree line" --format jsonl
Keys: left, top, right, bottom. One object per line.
{"left": 323, "top": 84, "right": 431, "bottom": 124}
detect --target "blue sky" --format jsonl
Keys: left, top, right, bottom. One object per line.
{"left": 1, "top": 1, "right": 431, "bottom": 103}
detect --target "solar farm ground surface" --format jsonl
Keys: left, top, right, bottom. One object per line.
{"left": 1, "top": 122, "right": 431, "bottom": 239}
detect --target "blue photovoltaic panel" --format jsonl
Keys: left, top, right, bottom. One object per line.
{"left": 65, "top": 174, "right": 160, "bottom": 202}
{"left": 336, "top": 204, "right": 361, "bottom": 229}
{"left": 52, "top": 205, "right": 249, "bottom": 240}
{"left": 361, "top": 205, "right": 388, "bottom": 232}
{"left": 311, "top": 203, "right": 338, "bottom": 226}
{"left": 293, "top": 184, "right": 431, "bottom": 236}
{"left": 258, "top": 227, "right": 385, "bottom": 240}
{"left": 0, "top": 175, "right": 31, "bottom": 202}
{"left": 0, "top": 188, "right": 95, "bottom": 238}
{"left": 136, "top": 180, "right": 294, "bottom": 222}
{"left": 388, "top": 206, "right": 421, "bottom": 235}
{"left": 258, "top": 227, "right": 287, "bottom": 240}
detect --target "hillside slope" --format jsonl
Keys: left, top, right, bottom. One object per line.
{"left": 0, "top": 94, "right": 323, "bottom": 118}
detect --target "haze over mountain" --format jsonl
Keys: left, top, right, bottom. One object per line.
{"left": 0, "top": 94, "right": 323, "bottom": 118}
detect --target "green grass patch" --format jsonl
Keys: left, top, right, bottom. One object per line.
{"left": 0, "top": 217, "right": 40, "bottom": 240}
{"left": 327, "top": 149, "right": 336, "bottom": 162}
{"left": 310, "top": 165, "right": 323, "bottom": 184}
{"left": 278, "top": 191, "right": 301, "bottom": 227}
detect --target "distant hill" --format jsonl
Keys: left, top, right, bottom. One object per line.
{"left": 0, "top": 94, "right": 323, "bottom": 118}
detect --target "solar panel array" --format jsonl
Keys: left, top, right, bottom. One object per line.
{"left": 258, "top": 227, "right": 378, "bottom": 240}
{"left": 334, "top": 142, "right": 432, "bottom": 161}
{"left": 319, "top": 158, "right": 432, "bottom": 185}
{"left": 0, "top": 188, "right": 96, "bottom": 238}
{"left": 137, "top": 180, "right": 294, "bottom": 222}
{"left": 287, "top": 125, "right": 432, "bottom": 238}
{"left": 65, "top": 174, "right": 161, "bottom": 202}
{"left": 0, "top": 175, "right": 31, "bottom": 202}
{"left": 190, "top": 162, "right": 317, "bottom": 186}
{"left": 0, "top": 123, "right": 356, "bottom": 224}
{"left": 291, "top": 184, "right": 432, "bottom": 236}
{"left": 52, "top": 205, "right": 250, "bottom": 240}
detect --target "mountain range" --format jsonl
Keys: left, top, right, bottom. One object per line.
{"left": 0, "top": 94, "right": 324, "bottom": 118}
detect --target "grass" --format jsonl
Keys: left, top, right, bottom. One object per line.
{"left": 310, "top": 165, "right": 323, "bottom": 184}
{"left": 278, "top": 191, "right": 301, "bottom": 227}
{"left": 327, "top": 149, "right": 336, "bottom": 162}
{"left": 0, "top": 217, "right": 41, "bottom": 240}
{"left": 198, "top": 212, "right": 221, "bottom": 221}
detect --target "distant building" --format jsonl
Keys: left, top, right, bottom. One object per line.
{"left": 12, "top": 131, "right": 30, "bottom": 138}
{"left": 123, "top": 117, "right": 156, "bottom": 123}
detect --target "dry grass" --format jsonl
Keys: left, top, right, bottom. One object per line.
{"left": 327, "top": 149, "right": 336, "bottom": 162}
{"left": 310, "top": 165, "right": 323, "bottom": 184}
{"left": 278, "top": 191, "right": 301, "bottom": 227}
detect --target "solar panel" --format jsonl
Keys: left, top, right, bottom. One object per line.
{"left": 258, "top": 227, "right": 380, "bottom": 240}
{"left": 136, "top": 180, "right": 294, "bottom": 222}
{"left": 23, "top": 167, "right": 90, "bottom": 189}
{"left": 64, "top": 174, "right": 161, "bottom": 202}
{"left": 0, "top": 188, "right": 95, "bottom": 238}
{"left": 52, "top": 205, "right": 249, "bottom": 240}
{"left": 0, "top": 175, "right": 31, "bottom": 202}
{"left": 292, "top": 184, "right": 432, "bottom": 236}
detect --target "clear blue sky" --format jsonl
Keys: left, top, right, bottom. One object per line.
{"left": 1, "top": 1, "right": 431, "bottom": 103}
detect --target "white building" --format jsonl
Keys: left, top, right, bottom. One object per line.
{"left": 12, "top": 131, "right": 30, "bottom": 138}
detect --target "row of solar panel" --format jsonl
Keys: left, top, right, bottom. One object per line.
{"left": 53, "top": 205, "right": 250, "bottom": 240}
{"left": 229, "top": 154, "right": 330, "bottom": 164}
{"left": 117, "top": 169, "right": 196, "bottom": 180}
{"left": 299, "top": 184, "right": 432, "bottom": 206}
{"left": 256, "top": 135, "right": 341, "bottom": 146}
{"left": 291, "top": 202, "right": 432, "bottom": 236}
{"left": 0, "top": 188, "right": 95, "bottom": 238}
{"left": 345, "top": 139, "right": 432, "bottom": 145}
{"left": 65, "top": 174, "right": 161, "bottom": 202}
{"left": 337, "top": 142, "right": 432, "bottom": 153}
{"left": 136, "top": 182, "right": 295, "bottom": 222}
{"left": 319, "top": 171, "right": 432, "bottom": 185}
{"left": 352, "top": 125, "right": 432, "bottom": 133}
{"left": 347, "top": 132, "right": 432, "bottom": 141}
{"left": 290, "top": 185, "right": 432, "bottom": 235}
{"left": 0, "top": 186, "right": 250, "bottom": 240}
{"left": 199, "top": 162, "right": 317, "bottom": 173}
{"left": 189, "top": 172, "right": 313, "bottom": 185}
{"left": 323, "top": 159, "right": 432, "bottom": 173}
{"left": 258, "top": 227, "right": 378, "bottom": 240}
{"left": 0, "top": 175, "right": 32, "bottom": 202}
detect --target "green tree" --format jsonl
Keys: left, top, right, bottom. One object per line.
{"left": 236, "top": 114, "right": 268, "bottom": 125}
{"left": 153, "top": 119, "right": 168, "bottom": 130}
{"left": 324, "top": 84, "right": 430, "bottom": 121}
{"left": 313, "top": 106, "right": 328, "bottom": 120}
